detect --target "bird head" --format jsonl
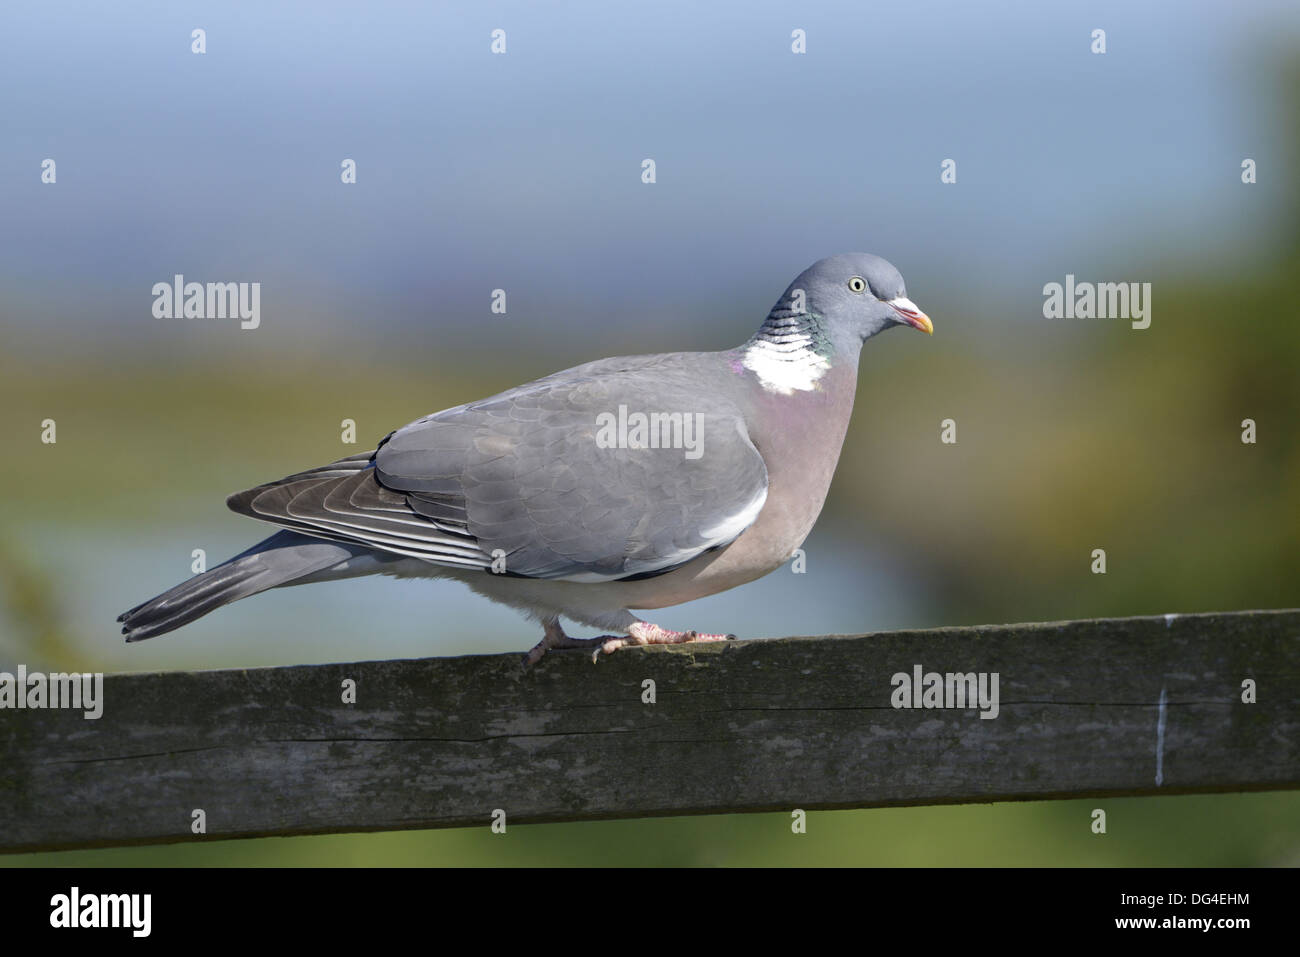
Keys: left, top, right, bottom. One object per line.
{"left": 781, "top": 253, "right": 933, "bottom": 345}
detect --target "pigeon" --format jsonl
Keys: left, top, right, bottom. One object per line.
{"left": 118, "top": 253, "right": 932, "bottom": 663}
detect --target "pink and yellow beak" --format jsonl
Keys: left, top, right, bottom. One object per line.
{"left": 887, "top": 296, "right": 934, "bottom": 335}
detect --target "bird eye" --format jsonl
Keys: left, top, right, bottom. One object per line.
{"left": 847, "top": 276, "right": 867, "bottom": 294}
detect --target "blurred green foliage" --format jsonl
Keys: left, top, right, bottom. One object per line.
{"left": 840, "top": 251, "right": 1300, "bottom": 630}
{"left": 5, "top": 794, "right": 1298, "bottom": 867}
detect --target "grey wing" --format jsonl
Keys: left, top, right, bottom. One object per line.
{"left": 225, "top": 451, "right": 497, "bottom": 571}
{"left": 227, "top": 361, "right": 769, "bottom": 582}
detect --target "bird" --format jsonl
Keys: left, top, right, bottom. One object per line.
{"left": 118, "top": 253, "right": 933, "bottom": 664}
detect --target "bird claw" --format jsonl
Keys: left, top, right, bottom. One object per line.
{"left": 526, "top": 620, "right": 735, "bottom": 665}
{"left": 590, "top": 625, "right": 734, "bottom": 662}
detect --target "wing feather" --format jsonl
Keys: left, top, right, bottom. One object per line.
{"left": 227, "top": 354, "right": 769, "bottom": 582}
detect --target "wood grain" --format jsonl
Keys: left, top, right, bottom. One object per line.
{"left": 3, "top": 609, "right": 1297, "bottom": 852}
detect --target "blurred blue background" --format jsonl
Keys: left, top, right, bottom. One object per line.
{"left": 2, "top": 0, "right": 1298, "bottom": 865}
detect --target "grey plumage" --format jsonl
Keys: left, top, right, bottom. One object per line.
{"left": 119, "top": 253, "right": 932, "bottom": 658}
{"left": 117, "top": 530, "right": 376, "bottom": 642}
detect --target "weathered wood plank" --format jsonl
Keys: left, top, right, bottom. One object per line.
{"left": 2, "top": 609, "right": 1297, "bottom": 852}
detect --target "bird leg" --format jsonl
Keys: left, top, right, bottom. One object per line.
{"left": 523, "top": 619, "right": 735, "bottom": 666}
{"left": 523, "top": 619, "right": 607, "bottom": 666}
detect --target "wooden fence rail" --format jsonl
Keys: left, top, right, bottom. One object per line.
{"left": 2, "top": 609, "right": 1298, "bottom": 853}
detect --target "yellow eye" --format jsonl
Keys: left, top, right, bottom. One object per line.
{"left": 847, "top": 276, "right": 867, "bottom": 294}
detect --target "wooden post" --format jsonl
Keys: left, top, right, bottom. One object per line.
{"left": 2, "top": 609, "right": 1297, "bottom": 853}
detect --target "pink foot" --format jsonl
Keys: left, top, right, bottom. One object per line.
{"left": 592, "top": 621, "right": 735, "bottom": 663}
{"left": 523, "top": 620, "right": 735, "bottom": 666}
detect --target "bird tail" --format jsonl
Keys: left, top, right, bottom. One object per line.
{"left": 118, "top": 530, "right": 360, "bottom": 642}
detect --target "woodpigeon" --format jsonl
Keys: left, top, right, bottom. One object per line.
{"left": 118, "top": 253, "right": 933, "bottom": 663}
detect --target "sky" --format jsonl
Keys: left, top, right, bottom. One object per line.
{"left": 3, "top": 0, "right": 1299, "bottom": 357}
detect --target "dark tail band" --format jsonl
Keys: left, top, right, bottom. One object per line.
{"left": 118, "top": 531, "right": 358, "bottom": 642}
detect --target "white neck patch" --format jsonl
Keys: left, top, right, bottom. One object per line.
{"left": 741, "top": 336, "right": 830, "bottom": 395}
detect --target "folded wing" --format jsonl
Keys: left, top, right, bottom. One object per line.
{"left": 227, "top": 357, "right": 769, "bottom": 582}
